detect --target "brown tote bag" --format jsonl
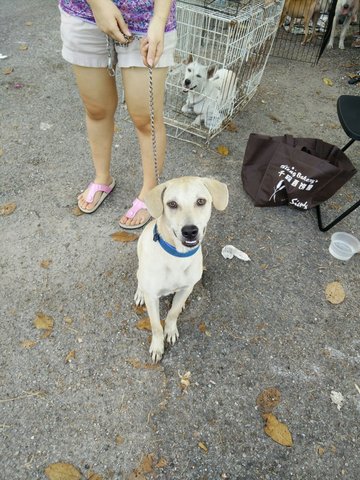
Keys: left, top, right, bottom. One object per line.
{"left": 241, "top": 134, "right": 357, "bottom": 210}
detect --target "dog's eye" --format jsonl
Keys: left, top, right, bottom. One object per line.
{"left": 167, "top": 201, "right": 178, "bottom": 209}
{"left": 197, "top": 198, "right": 206, "bottom": 206}
{"left": 196, "top": 74, "right": 202, "bottom": 78}
{"left": 187, "top": 68, "right": 191, "bottom": 72}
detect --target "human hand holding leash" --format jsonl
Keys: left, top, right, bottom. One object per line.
{"left": 87, "top": 0, "right": 132, "bottom": 44}
{"left": 140, "top": 15, "right": 166, "bottom": 67}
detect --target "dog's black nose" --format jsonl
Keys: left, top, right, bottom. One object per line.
{"left": 184, "top": 79, "right": 191, "bottom": 86}
{"left": 182, "top": 224, "right": 199, "bottom": 241}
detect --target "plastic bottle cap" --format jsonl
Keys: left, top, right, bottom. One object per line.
{"left": 329, "top": 232, "right": 360, "bottom": 261}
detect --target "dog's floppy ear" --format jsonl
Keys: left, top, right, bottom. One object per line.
{"left": 201, "top": 177, "right": 229, "bottom": 211}
{"left": 144, "top": 183, "right": 167, "bottom": 218}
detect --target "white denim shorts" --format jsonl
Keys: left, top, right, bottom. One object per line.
{"left": 60, "top": 9, "right": 177, "bottom": 68}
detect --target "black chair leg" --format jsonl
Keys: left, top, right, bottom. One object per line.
{"left": 341, "top": 138, "right": 355, "bottom": 152}
{"left": 316, "top": 199, "right": 360, "bottom": 232}
{"left": 315, "top": 136, "right": 358, "bottom": 231}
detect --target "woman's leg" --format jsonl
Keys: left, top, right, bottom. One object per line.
{"left": 73, "top": 65, "right": 118, "bottom": 211}
{"left": 119, "top": 66, "right": 168, "bottom": 227}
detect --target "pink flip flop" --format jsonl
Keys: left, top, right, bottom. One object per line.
{"left": 78, "top": 178, "right": 116, "bottom": 213}
{"left": 119, "top": 198, "right": 151, "bottom": 230}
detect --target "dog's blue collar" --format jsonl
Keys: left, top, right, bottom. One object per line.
{"left": 153, "top": 224, "right": 200, "bottom": 258}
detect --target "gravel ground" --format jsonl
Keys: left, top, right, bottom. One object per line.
{"left": 1, "top": 1, "right": 359, "bottom": 479}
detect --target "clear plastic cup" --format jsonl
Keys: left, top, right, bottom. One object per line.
{"left": 329, "top": 232, "right": 360, "bottom": 261}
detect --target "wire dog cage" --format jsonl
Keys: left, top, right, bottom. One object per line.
{"left": 271, "top": 0, "right": 332, "bottom": 64}
{"left": 164, "top": 0, "right": 285, "bottom": 144}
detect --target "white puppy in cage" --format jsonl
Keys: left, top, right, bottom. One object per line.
{"left": 181, "top": 55, "right": 238, "bottom": 130}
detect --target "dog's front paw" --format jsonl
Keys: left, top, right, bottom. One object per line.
{"left": 165, "top": 324, "right": 179, "bottom": 345}
{"left": 339, "top": 42, "right": 345, "bottom": 50}
{"left": 327, "top": 42, "right": 334, "bottom": 49}
{"left": 150, "top": 335, "right": 164, "bottom": 363}
{"left": 134, "top": 287, "right": 145, "bottom": 306}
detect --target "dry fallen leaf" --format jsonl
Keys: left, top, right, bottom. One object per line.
{"left": 225, "top": 121, "right": 238, "bottom": 132}
{"left": 40, "top": 259, "right": 52, "bottom": 269}
{"left": 65, "top": 350, "right": 76, "bottom": 363}
{"left": 127, "top": 472, "right": 146, "bottom": 480}
{"left": 216, "top": 145, "right": 229, "bottom": 156}
{"left": 115, "top": 435, "right": 125, "bottom": 445}
{"left": 40, "top": 330, "right": 53, "bottom": 339}
{"left": 262, "top": 413, "right": 293, "bottom": 447}
{"left": 325, "top": 281, "right": 345, "bottom": 305}
{"left": 317, "top": 446, "right": 326, "bottom": 456}
{"left": 179, "top": 371, "right": 191, "bottom": 390}
{"left": 19, "top": 44, "right": 28, "bottom": 51}
{"left": 71, "top": 206, "right": 84, "bottom": 216}
{"left": 256, "top": 387, "right": 281, "bottom": 413}
{"left": 126, "top": 358, "right": 160, "bottom": 370}
{"left": 328, "top": 202, "right": 342, "bottom": 211}
{"left": 127, "top": 358, "right": 144, "bottom": 369}
{"left": 268, "top": 113, "right": 281, "bottom": 123}
{"left": 139, "top": 454, "right": 154, "bottom": 474}
{"left": 111, "top": 231, "right": 139, "bottom": 242}
{"left": 64, "top": 316, "right": 73, "bottom": 325}
{"left": 87, "top": 472, "right": 103, "bottom": 480}
{"left": 3, "top": 66, "right": 14, "bottom": 75}
{"left": 198, "top": 322, "right": 207, "bottom": 333}
{"left": 133, "top": 304, "right": 147, "bottom": 315}
{"left": 34, "top": 312, "right": 54, "bottom": 334}
{"left": 198, "top": 321, "right": 211, "bottom": 336}
{"left": 135, "top": 317, "right": 152, "bottom": 331}
{"left": 198, "top": 441, "right": 208, "bottom": 453}
{"left": 44, "top": 462, "right": 81, "bottom": 480}
{"left": 25, "top": 21, "right": 33, "bottom": 26}
{"left": 155, "top": 458, "right": 167, "bottom": 468}
{"left": 0, "top": 202, "right": 16, "bottom": 216}
{"left": 322, "top": 77, "right": 333, "bottom": 86}
{"left": 136, "top": 317, "right": 164, "bottom": 331}
{"left": 20, "top": 340, "right": 37, "bottom": 349}
{"left": 256, "top": 322, "right": 268, "bottom": 330}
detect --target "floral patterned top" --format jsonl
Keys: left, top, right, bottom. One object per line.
{"left": 59, "top": 0, "right": 176, "bottom": 35}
